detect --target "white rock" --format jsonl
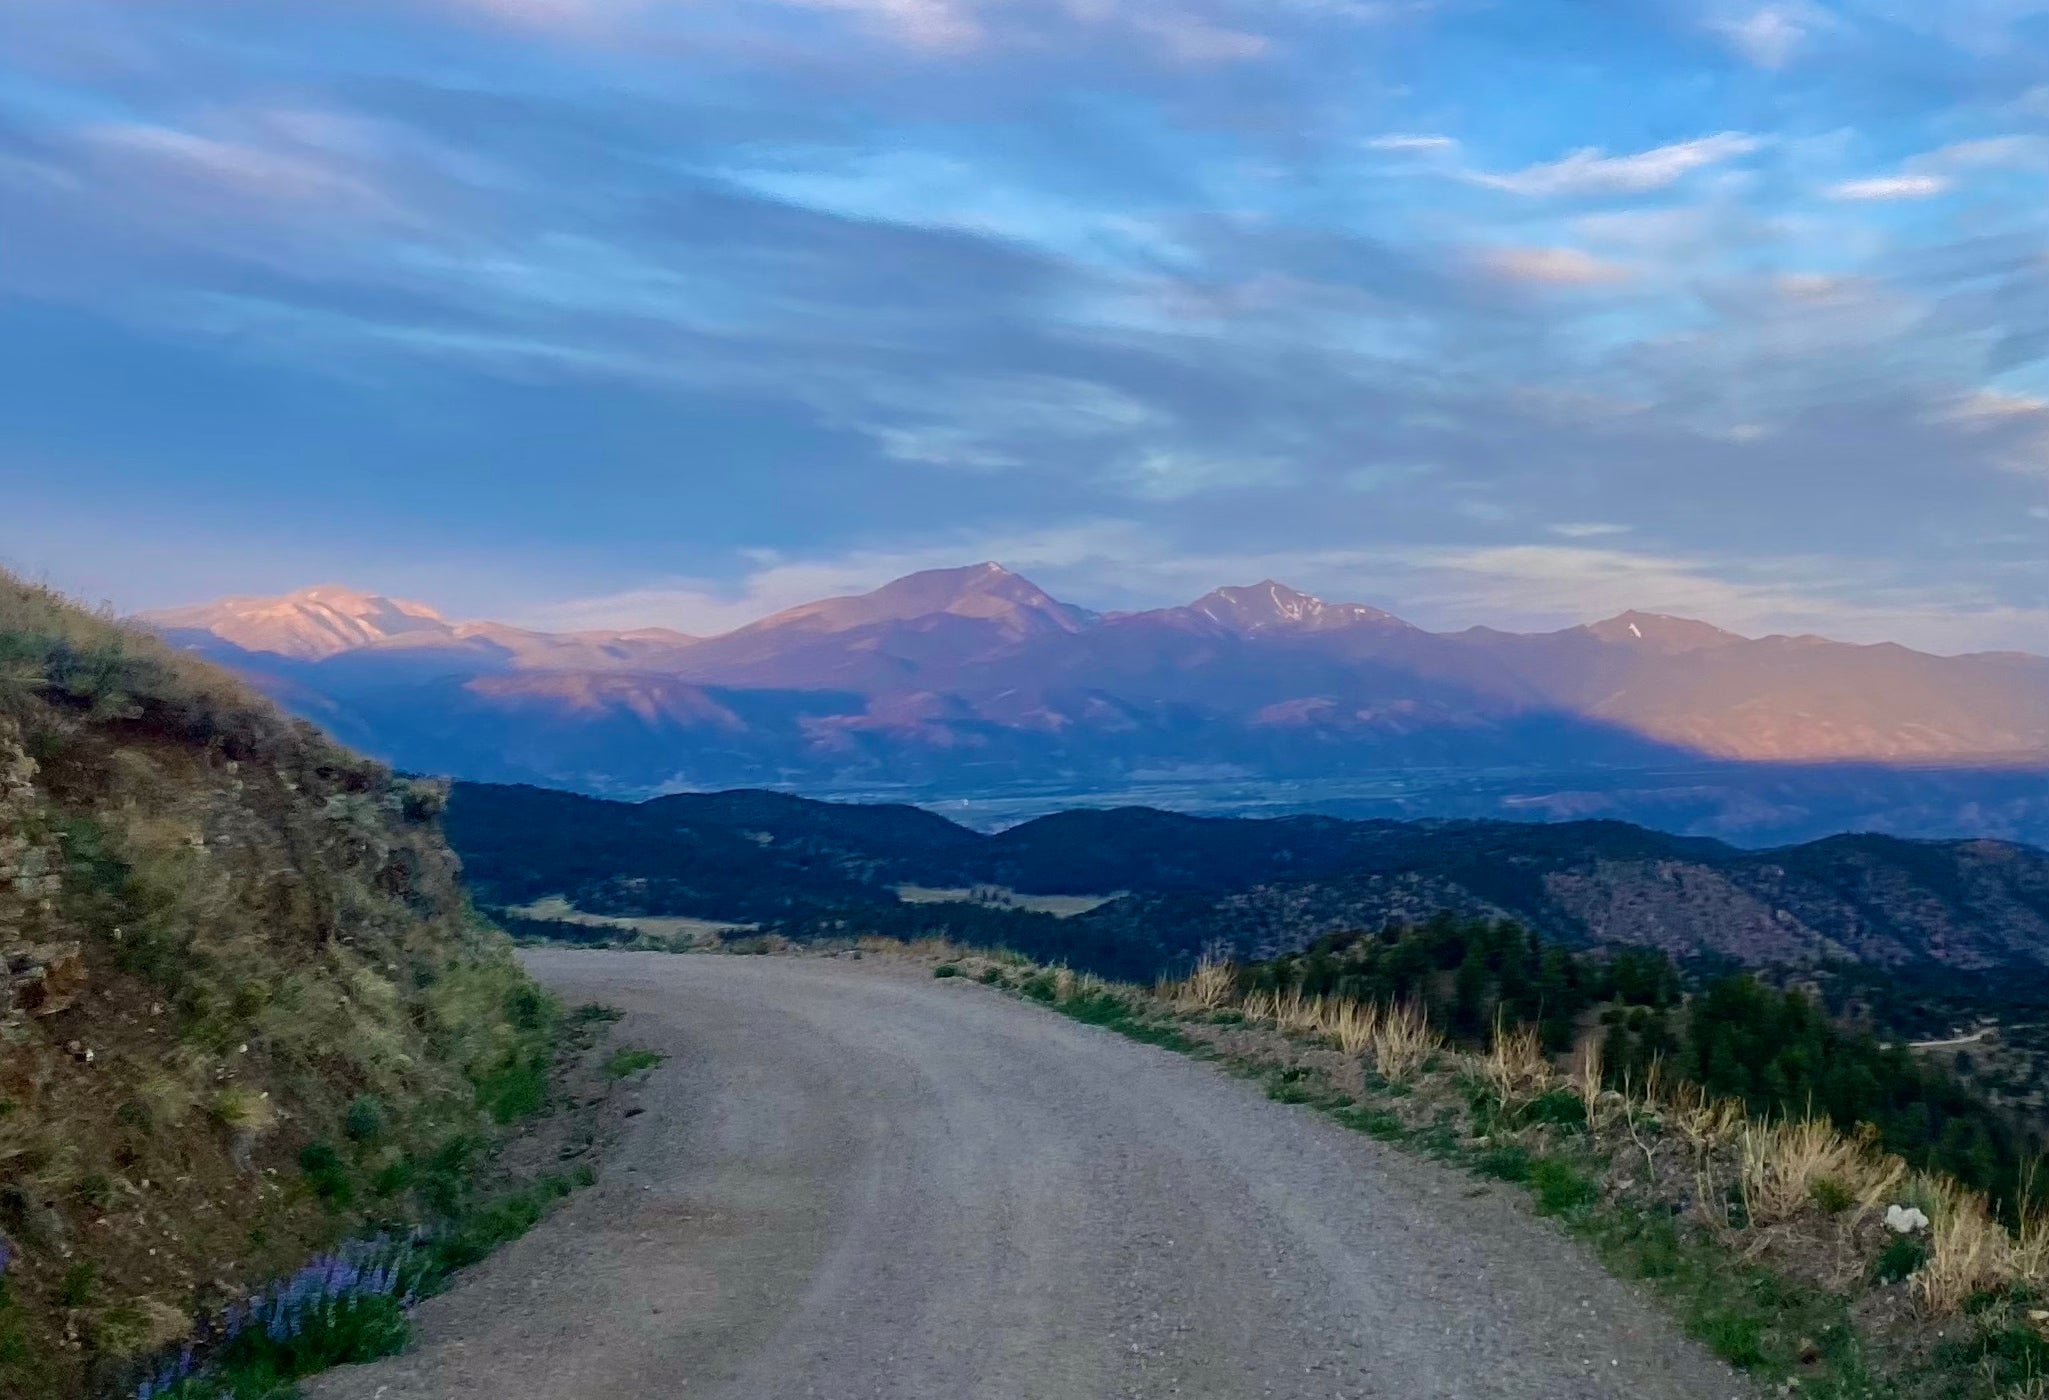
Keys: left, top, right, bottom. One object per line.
{"left": 1885, "top": 1204, "right": 1930, "bottom": 1234}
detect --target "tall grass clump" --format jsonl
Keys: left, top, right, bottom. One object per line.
{"left": 1739, "top": 1117, "right": 1905, "bottom": 1226}
{"left": 1371, "top": 1001, "right": 1438, "bottom": 1084}
{"left": 1171, "top": 955, "right": 1238, "bottom": 1014}
{"left": 1482, "top": 1017, "right": 1552, "bottom": 1109}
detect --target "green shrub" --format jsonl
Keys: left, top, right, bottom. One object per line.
{"left": 343, "top": 1096, "right": 386, "bottom": 1145}
{"left": 1874, "top": 1233, "right": 1927, "bottom": 1284}
{"left": 932, "top": 964, "right": 962, "bottom": 978}
{"left": 1809, "top": 1177, "right": 1855, "bottom": 1215}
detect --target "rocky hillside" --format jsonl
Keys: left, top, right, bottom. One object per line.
{"left": 0, "top": 576, "right": 551, "bottom": 1399}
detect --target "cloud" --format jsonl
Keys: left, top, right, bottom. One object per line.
{"left": 1942, "top": 388, "right": 2049, "bottom": 422}
{"left": 782, "top": 0, "right": 984, "bottom": 49}
{"left": 1479, "top": 246, "right": 1633, "bottom": 286}
{"left": 1549, "top": 521, "right": 1632, "bottom": 538}
{"left": 1820, "top": 137, "right": 2041, "bottom": 204}
{"left": 1127, "top": 12, "right": 1270, "bottom": 64}
{"left": 1367, "top": 133, "right": 1459, "bottom": 153}
{"left": 1709, "top": 5, "right": 1822, "bottom": 69}
{"left": 1826, "top": 173, "right": 1950, "bottom": 200}
{"left": 80, "top": 119, "right": 397, "bottom": 218}
{"left": 1470, "top": 133, "right": 1763, "bottom": 197}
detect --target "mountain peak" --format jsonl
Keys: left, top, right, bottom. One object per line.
{"left": 142, "top": 585, "right": 452, "bottom": 660}
{"left": 1189, "top": 581, "right": 1407, "bottom": 635}
{"left": 1584, "top": 611, "right": 1745, "bottom": 654}
{"left": 746, "top": 564, "right": 1094, "bottom": 639}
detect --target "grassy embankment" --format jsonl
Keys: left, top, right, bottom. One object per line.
{"left": 0, "top": 575, "right": 647, "bottom": 1399}
{"left": 890, "top": 936, "right": 2049, "bottom": 1400}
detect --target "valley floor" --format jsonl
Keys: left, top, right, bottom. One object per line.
{"left": 305, "top": 950, "right": 1747, "bottom": 1400}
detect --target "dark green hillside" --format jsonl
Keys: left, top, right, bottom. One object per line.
{"left": 448, "top": 781, "right": 2049, "bottom": 976}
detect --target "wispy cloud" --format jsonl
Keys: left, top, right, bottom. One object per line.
{"left": 1709, "top": 5, "right": 1825, "bottom": 69}
{"left": 1479, "top": 245, "right": 1633, "bottom": 286}
{"left": 1826, "top": 173, "right": 1949, "bottom": 200}
{"left": 1470, "top": 133, "right": 1763, "bottom": 196}
{"left": 1368, "top": 133, "right": 1459, "bottom": 153}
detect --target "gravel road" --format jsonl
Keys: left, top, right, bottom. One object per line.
{"left": 310, "top": 950, "right": 1751, "bottom": 1400}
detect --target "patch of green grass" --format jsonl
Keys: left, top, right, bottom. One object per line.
{"left": 932, "top": 963, "right": 962, "bottom": 978}
{"left": 424, "top": 1169, "right": 587, "bottom": 1275}
{"left": 57, "top": 1260, "right": 101, "bottom": 1308}
{"left": 1262, "top": 1067, "right": 1354, "bottom": 1111}
{"left": 474, "top": 1053, "right": 552, "bottom": 1123}
{"left": 1518, "top": 1088, "right": 1588, "bottom": 1131}
{"left": 161, "top": 1294, "right": 411, "bottom": 1399}
{"left": 1574, "top": 1200, "right": 1870, "bottom": 1393}
{"left": 571, "top": 1002, "right": 622, "bottom": 1024}
{"left": 1053, "top": 989, "right": 1199, "bottom": 1053}
{"left": 1528, "top": 1157, "right": 1599, "bottom": 1216}
{"left": 1810, "top": 1177, "right": 1856, "bottom": 1215}
{"left": 603, "top": 1046, "right": 665, "bottom": 1080}
{"left": 1475, "top": 1142, "right": 1535, "bottom": 1182}
{"left": 1934, "top": 1311, "right": 2049, "bottom": 1389}
{"left": 298, "top": 1141, "right": 355, "bottom": 1209}
{"left": 1333, "top": 1106, "right": 1409, "bottom": 1141}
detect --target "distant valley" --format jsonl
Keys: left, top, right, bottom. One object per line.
{"left": 448, "top": 782, "right": 2049, "bottom": 984}
{"left": 144, "top": 565, "right": 2049, "bottom": 847}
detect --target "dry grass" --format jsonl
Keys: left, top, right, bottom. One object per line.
{"left": 1739, "top": 1116, "right": 1905, "bottom": 1225}
{"left": 1917, "top": 1177, "right": 2014, "bottom": 1314}
{"left": 1572, "top": 1035, "right": 1607, "bottom": 1126}
{"left": 1482, "top": 1017, "right": 1552, "bottom": 1108}
{"left": 1171, "top": 955, "right": 1238, "bottom": 1013}
{"left": 1667, "top": 1080, "right": 1746, "bottom": 1155}
{"left": 2013, "top": 1170, "right": 2048, "bottom": 1286}
{"left": 1275, "top": 988, "right": 1327, "bottom": 1037}
{"left": 1326, "top": 999, "right": 1380, "bottom": 1057}
{"left": 1370, "top": 1000, "right": 1438, "bottom": 1084}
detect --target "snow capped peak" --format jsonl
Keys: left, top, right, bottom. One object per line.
{"left": 140, "top": 585, "right": 455, "bottom": 659}
{"left": 1189, "top": 581, "right": 1407, "bottom": 635}
{"left": 1585, "top": 610, "right": 1745, "bottom": 653}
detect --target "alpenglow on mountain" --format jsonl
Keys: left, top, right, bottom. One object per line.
{"left": 143, "top": 565, "right": 2049, "bottom": 846}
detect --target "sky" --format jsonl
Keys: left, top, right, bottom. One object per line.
{"left": 4, "top": 0, "right": 2049, "bottom": 652}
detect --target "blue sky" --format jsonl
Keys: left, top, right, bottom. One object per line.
{"left": 3, "top": 0, "right": 2049, "bottom": 651}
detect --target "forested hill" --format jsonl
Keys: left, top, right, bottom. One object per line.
{"left": 446, "top": 782, "right": 2049, "bottom": 978}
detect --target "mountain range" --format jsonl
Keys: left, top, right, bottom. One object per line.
{"left": 142, "top": 565, "right": 2049, "bottom": 846}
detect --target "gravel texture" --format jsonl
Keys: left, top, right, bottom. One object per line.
{"left": 309, "top": 950, "right": 1754, "bottom": 1400}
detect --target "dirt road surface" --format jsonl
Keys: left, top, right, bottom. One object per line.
{"left": 309, "top": 950, "right": 1751, "bottom": 1400}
